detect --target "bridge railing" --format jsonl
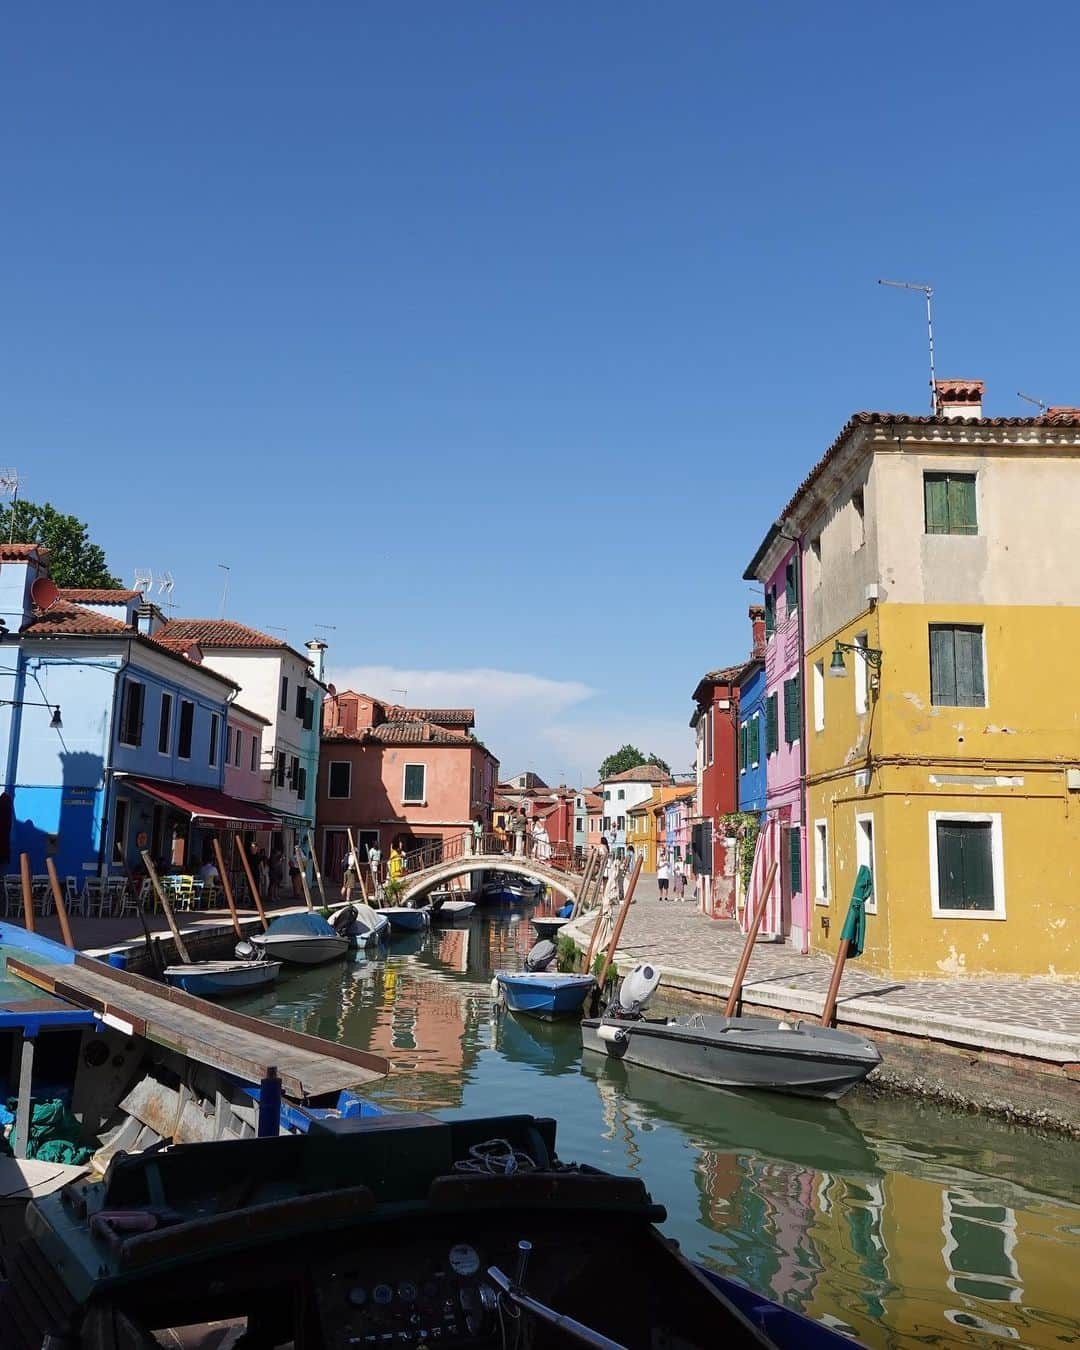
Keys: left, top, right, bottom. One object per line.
{"left": 395, "top": 829, "right": 588, "bottom": 878}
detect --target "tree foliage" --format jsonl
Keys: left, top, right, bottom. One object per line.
{"left": 597, "top": 745, "right": 673, "bottom": 781}
{"left": 0, "top": 500, "right": 120, "bottom": 589}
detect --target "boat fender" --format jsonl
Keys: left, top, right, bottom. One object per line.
{"left": 597, "top": 1024, "right": 625, "bottom": 1044}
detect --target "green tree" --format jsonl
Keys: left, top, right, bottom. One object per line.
{"left": 646, "top": 753, "right": 672, "bottom": 775}
{"left": 598, "top": 745, "right": 646, "bottom": 781}
{"left": 0, "top": 500, "right": 120, "bottom": 589}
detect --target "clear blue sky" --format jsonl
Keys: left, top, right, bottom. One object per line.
{"left": 5, "top": 3, "right": 1078, "bottom": 783}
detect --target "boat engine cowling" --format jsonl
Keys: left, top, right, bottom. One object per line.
{"left": 331, "top": 904, "right": 358, "bottom": 936}
{"left": 524, "top": 939, "right": 558, "bottom": 972}
{"left": 613, "top": 963, "right": 662, "bottom": 1018}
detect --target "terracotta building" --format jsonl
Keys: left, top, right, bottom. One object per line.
{"left": 316, "top": 690, "right": 499, "bottom": 879}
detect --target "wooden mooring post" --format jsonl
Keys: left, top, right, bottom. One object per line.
{"left": 235, "top": 834, "right": 270, "bottom": 931}
{"left": 19, "top": 852, "right": 36, "bottom": 934}
{"left": 44, "top": 859, "right": 75, "bottom": 950}
{"left": 140, "top": 850, "right": 192, "bottom": 965}
{"left": 723, "top": 860, "right": 777, "bottom": 1018}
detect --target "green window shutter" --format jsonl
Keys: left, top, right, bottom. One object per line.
{"left": 929, "top": 626, "right": 957, "bottom": 705}
{"left": 925, "top": 474, "right": 949, "bottom": 533}
{"left": 739, "top": 722, "right": 747, "bottom": 769}
{"left": 937, "top": 822, "right": 964, "bottom": 907}
{"left": 948, "top": 475, "right": 977, "bottom": 534}
{"left": 938, "top": 821, "right": 994, "bottom": 910}
{"left": 766, "top": 694, "right": 778, "bottom": 754}
{"left": 789, "top": 826, "right": 801, "bottom": 895}
{"left": 764, "top": 589, "right": 775, "bottom": 637}
{"left": 785, "top": 559, "right": 798, "bottom": 608}
{"left": 783, "top": 676, "right": 801, "bottom": 744}
{"left": 749, "top": 716, "right": 760, "bottom": 764}
{"left": 954, "top": 627, "right": 985, "bottom": 706}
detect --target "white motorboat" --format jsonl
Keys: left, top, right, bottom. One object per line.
{"left": 250, "top": 912, "right": 349, "bottom": 966}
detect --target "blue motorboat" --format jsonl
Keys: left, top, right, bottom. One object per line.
{"left": 383, "top": 904, "right": 431, "bottom": 932}
{"left": 163, "top": 957, "right": 282, "bottom": 997}
{"left": 698, "top": 1268, "right": 862, "bottom": 1349}
{"left": 496, "top": 970, "right": 595, "bottom": 1019}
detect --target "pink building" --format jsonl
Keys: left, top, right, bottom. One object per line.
{"left": 743, "top": 532, "right": 809, "bottom": 949}
{"left": 224, "top": 703, "right": 269, "bottom": 805}
{"left": 316, "top": 690, "right": 499, "bottom": 879}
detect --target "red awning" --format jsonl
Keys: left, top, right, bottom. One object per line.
{"left": 122, "top": 777, "right": 279, "bottom": 829}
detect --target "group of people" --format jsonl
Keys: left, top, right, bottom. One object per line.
{"left": 340, "top": 838, "right": 416, "bottom": 900}
{"left": 655, "top": 846, "right": 691, "bottom": 901}
{"left": 501, "top": 808, "right": 552, "bottom": 862}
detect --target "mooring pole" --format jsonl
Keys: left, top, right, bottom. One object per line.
{"left": 723, "top": 860, "right": 777, "bottom": 1018}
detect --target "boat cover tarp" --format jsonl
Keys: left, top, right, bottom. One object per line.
{"left": 265, "top": 912, "right": 338, "bottom": 939}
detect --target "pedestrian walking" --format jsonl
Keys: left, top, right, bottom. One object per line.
{"left": 341, "top": 846, "right": 359, "bottom": 899}
{"left": 656, "top": 849, "right": 671, "bottom": 900}
{"left": 368, "top": 841, "right": 382, "bottom": 888}
{"left": 626, "top": 843, "right": 636, "bottom": 874}
{"left": 673, "top": 862, "right": 686, "bottom": 900}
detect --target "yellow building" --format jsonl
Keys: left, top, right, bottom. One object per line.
{"left": 627, "top": 786, "right": 695, "bottom": 872}
{"left": 791, "top": 383, "right": 1080, "bottom": 978}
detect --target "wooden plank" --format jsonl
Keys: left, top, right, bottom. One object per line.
{"left": 7, "top": 957, "right": 388, "bottom": 1099}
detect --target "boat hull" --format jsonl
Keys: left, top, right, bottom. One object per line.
{"left": 432, "top": 899, "right": 476, "bottom": 923}
{"left": 163, "top": 960, "right": 282, "bottom": 997}
{"left": 251, "top": 933, "right": 349, "bottom": 965}
{"left": 383, "top": 906, "right": 431, "bottom": 932}
{"left": 530, "top": 916, "right": 570, "bottom": 939}
{"left": 581, "top": 1013, "right": 880, "bottom": 1100}
{"left": 496, "top": 971, "right": 595, "bottom": 1020}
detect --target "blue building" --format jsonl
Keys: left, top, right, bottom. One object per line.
{"left": 736, "top": 655, "right": 767, "bottom": 817}
{"left": 0, "top": 545, "right": 275, "bottom": 881}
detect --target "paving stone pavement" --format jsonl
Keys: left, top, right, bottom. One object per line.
{"left": 602, "top": 876, "right": 1080, "bottom": 1040}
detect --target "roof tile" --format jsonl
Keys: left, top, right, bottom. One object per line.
{"left": 156, "top": 619, "right": 285, "bottom": 650}
{"left": 57, "top": 587, "right": 140, "bottom": 603}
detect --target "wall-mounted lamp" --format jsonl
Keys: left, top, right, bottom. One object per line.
{"left": 1, "top": 698, "right": 63, "bottom": 729}
{"left": 828, "top": 642, "right": 883, "bottom": 679}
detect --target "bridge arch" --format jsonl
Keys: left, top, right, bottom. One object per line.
{"left": 400, "top": 854, "right": 578, "bottom": 905}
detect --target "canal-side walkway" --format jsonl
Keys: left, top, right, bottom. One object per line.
{"left": 569, "top": 877, "right": 1080, "bottom": 1068}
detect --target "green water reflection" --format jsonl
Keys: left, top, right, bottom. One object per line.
{"left": 236, "top": 911, "right": 1080, "bottom": 1350}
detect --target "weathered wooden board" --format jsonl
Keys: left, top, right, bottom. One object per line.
{"left": 7, "top": 956, "right": 388, "bottom": 1099}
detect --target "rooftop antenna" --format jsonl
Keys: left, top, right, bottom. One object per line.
{"left": 878, "top": 279, "right": 937, "bottom": 414}
{"left": 133, "top": 568, "right": 154, "bottom": 594}
{"left": 265, "top": 624, "right": 288, "bottom": 641}
{"left": 0, "top": 470, "right": 19, "bottom": 542}
{"left": 158, "top": 570, "right": 176, "bottom": 616}
{"left": 390, "top": 688, "right": 408, "bottom": 703}
{"left": 1017, "top": 390, "right": 1048, "bottom": 413}
{"left": 314, "top": 623, "right": 337, "bottom": 631}
{"left": 217, "top": 563, "right": 230, "bottom": 620}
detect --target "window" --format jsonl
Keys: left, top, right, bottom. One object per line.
{"left": 119, "top": 679, "right": 144, "bottom": 747}
{"left": 296, "top": 766, "right": 307, "bottom": 799}
{"left": 275, "top": 750, "right": 286, "bottom": 787}
{"left": 208, "top": 713, "right": 220, "bottom": 767}
{"left": 852, "top": 488, "right": 865, "bottom": 547}
{"left": 925, "top": 473, "right": 977, "bottom": 536}
{"left": 604, "top": 790, "right": 611, "bottom": 801}
{"left": 250, "top": 736, "right": 258, "bottom": 772}
{"left": 617, "top": 789, "right": 625, "bottom": 800}
{"left": 289, "top": 755, "right": 299, "bottom": 788}
{"left": 931, "top": 815, "right": 1003, "bottom": 918}
{"left": 403, "top": 763, "right": 426, "bottom": 803}
{"left": 295, "top": 682, "right": 307, "bottom": 719}
{"left": 234, "top": 729, "right": 243, "bottom": 767}
{"left": 328, "top": 761, "right": 352, "bottom": 799}
{"left": 617, "top": 815, "right": 625, "bottom": 831}
{"left": 854, "top": 632, "right": 869, "bottom": 716}
{"left": 706, "top": 706, "right": 714, "bottom": 766}
{"left": 788, "top": 826, "right": 801, "bottom": 896}
{"left": 280, "top": 676, "right": 289, "bottom": 712}
{"left": 784, "top": 557, "right": 799, "bottom": 612}
{"left": 764, "top": 588, "right": 775, "bottom": 638}
{"left": 738, "top": 721, "right": 747, "bottom": 772}
{"left": 930, "top": 625, "right": 986, "bottom": 707}
{"left": 177, "top": 700, "right": 194, "bottom": 759}
{"left": 813, "top": 660, "right": 825, "bottom": 732}
{"left": 603, "top": 816, "right": 610, "bottom": 832}
{"left": 749, "top": 714, "right": 760, "bottom": 766}
{"left": 576, "top": 817, "right": 583, "bottom": 833}
{"left": 856, "top": 813, "right": 877, "bottom": 914}
{"left": 112, "top": 797, "right": 129, "bottom": 865}
{"left": 158, "top": 692, "right": 172, "bottom": 754}
{"left": 814, "top": 820, "right": 829, "bottom": 904}
{"left": 225, "top": 726, "right": 233, "bottom": 764}
{"left": 303, "top": 695, "right": 314, "bottom": 731}
{"left": 766, "top": 693, "right": 778, "bottom": 755}
{"left": 783, "top": 676, "right": 801, "bottom": 745}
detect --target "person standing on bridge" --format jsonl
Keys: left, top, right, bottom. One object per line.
{"left": 510, "top": 808, "right": 527, "bottom": 857}
{"left": 368, "top": 840, "right": 382, "bottom": 888}
{"left": 472, "top": 816, "right": 484, "bottom": 855}
{"left": 389, "top": 841, "right": 405, "bottom": 882}
{"left": 533, "top": 818, "right": 551, "bottom": 864}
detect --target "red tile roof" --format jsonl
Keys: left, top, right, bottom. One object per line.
{"left": 156, "top": 619, "right": 285, "bottom": 649}
{"left": 57, "top": 587, "right": 140, "bottom": 603}
{"left": 21, "top": 601, "right": 130, "bottom": 635}
{"left": 388, "top": 706, "right": 475, "bottom": 727}
{"left": 602, "top": 764, "right": 672, "bottom": 785}
{"left": 0, "top": 543, "right": 49, "bottom": 562}
{"left": 324, "top": 719, "right": 474, "bottom": 747}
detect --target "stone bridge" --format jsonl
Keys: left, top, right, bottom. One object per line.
{"left": 400, "top": 854, "right": 579, "bottom": 905}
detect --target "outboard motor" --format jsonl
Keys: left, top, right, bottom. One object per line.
{"left": 331, "top": 904, "right": 358, "bottom": 937}
{"left": 524, "top": 939, "right": 558, "bottom": 972}
{"left": 610, "top": 962, "right": 662, "bottom": 1019}
{"left": 235, "top": 939, "right": 258, "bottom": 961}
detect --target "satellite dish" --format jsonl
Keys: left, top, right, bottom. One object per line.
{"left": 30, "top": 577, "right": 59, "bottom": 611}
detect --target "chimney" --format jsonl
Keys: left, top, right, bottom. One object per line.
{"left": 935, "top": 379, "right": 984, "bottom": 419}
{"left": 0, "top": 544, "right": 50, "bottom": 633}
{"left": 136, "top": 601, "right": 166, "bottom": 636}
{"left": 305, "top": 638, "right": 327, "bottom": 683}
{"left": 749, "top": 604, "right": 766, "bottom": 658}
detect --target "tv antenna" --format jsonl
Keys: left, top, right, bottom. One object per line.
{"left": 1017, "top": 391, "right": 1048, "bottom": 413}
{"left": 217, "top": 564, "right": 230, "bottom": 620}
{"left": 133, "top": 568, "right": 154, "bottom": 594}
{"left": 0, "top": 470, "right": 19, "bottom": 543}
{"left": 158, "top": 571, "right": 177, "bottom": 615}
{"left": 878, "top": 279, "right": 937, "bottom": 414}
{"left": 265, "top": 624, "right": 288, "bottom": 641}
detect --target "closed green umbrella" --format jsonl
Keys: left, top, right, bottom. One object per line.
{"left": 840, "top": 864, "right": 873, "bottom": 960}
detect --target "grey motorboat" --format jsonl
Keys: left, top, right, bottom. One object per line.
{"left": 581, "top": 963, "right": 881, "bottom": 1100}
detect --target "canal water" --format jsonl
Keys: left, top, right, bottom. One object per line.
{"left": 236, "top": 909, "right": 1080, "bottom": 1350}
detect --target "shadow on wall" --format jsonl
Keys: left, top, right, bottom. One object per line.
{"left": 9, "top": 750, "right": 106, "bottom": 877}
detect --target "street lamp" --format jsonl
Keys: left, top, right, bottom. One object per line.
{"left": 828, "top": 642, "right": 883, "bottom": 679}
{"left": 0, "top": 699, "right": 63, "bottom": 729}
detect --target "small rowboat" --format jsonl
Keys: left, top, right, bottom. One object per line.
{"left": 250, "top": 912, "right": 349, "bottom": 966}
{"left": 495, "top": 970, "right": 595, "bottom": 1020}
{"left": 431, "top": 896, "right": 476, "bottom": 923}
{"left": 163, "top": 958, "right": 282, "bottom": 998}
{"left": 383, "top": 905, "right": 431, "bottom": 932}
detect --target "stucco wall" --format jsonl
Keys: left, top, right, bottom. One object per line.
{"left": 225, "top": 710, "right": 267, "bottom": 803}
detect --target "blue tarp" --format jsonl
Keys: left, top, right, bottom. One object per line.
{"left": 265, "top": 912, "right": 337, "bottom": 939}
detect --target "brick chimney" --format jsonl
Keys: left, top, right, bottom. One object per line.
{"left": 935, "top": 379, "right": 984, "bottom": 419}
{"left": 749, "top": 604, "right": 766, "bottom": 658}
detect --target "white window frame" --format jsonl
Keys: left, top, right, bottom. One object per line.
{"left": 402, "top": 762, "right": 427, "bottom": 805}
{"left": 855, "top": 812, "right": 877, "bottom": 914}
{"left": 327, "top": 760, "right": 352, "bottom": 800}
{"left": 813, "top": 659, "right": 825, "bottom": 733}
{"left": 814, "top": 818, "right": 829, "bottom": 906}
{"left": 928, "top": 812, "right": 1006, "bottom": 920}
{"left": 854, "top": 632, "right": 869, "bottom": 716}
